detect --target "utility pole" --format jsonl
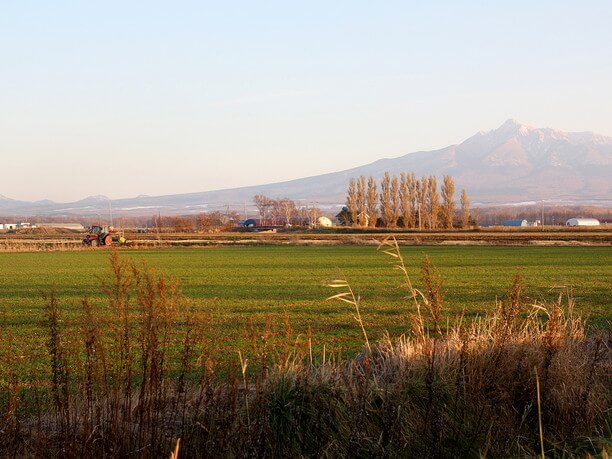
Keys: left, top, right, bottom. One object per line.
{"left": 418, "top": 202, "right": 422, "bottom": 231}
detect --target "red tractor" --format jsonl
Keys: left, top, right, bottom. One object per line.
{"left": 82, "top": 225, "right": 127, "bottom": 247}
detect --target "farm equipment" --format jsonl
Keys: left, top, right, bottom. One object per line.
{"left": 82, "top": 225, "right": 127, "bottom": 247}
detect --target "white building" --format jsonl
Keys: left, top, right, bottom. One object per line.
{"left": 317, "top": 216, "right": 333, "bottom": 228}
{"left": 565, "top": 218, "right": 600, "bottom": 227}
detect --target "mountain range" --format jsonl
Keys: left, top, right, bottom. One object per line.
{"left": 2, "top": 119, "right": 611, "bottom": 217}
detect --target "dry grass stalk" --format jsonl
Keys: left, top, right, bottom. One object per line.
{"left": 378, "top": 235, "right": 426, "bottom": 341}
{"left": 169, "top": 438, "right": 180, "bottom": 459}
{"left": 327, "top": 278, "right": 371, "bottom": 353}
{"left": 421, "top": 254, "right": 444, "bottom": 336}
{"left": 535, "top": 366, "right": 545, "bottom": 459}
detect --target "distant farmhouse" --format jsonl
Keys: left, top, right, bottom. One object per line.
{"left": 0, "top": 222, "right": 29, "bottom": 230}
{"left": 565, "top": 218, "right": 600, "bottom": 227}
{"left": 0, "top": 222, "right": 84, "bottom": 231}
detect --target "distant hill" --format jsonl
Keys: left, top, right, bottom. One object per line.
{"left": 2, "top": 120, "right": 611, "bottom": 217}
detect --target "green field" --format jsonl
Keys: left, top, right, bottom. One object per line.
{"left": 1, "top": 245, "right": 610, "bottom": 367}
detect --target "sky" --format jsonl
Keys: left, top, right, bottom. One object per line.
{"left": 1, "top": 1, "right": 611, "bottom": 202}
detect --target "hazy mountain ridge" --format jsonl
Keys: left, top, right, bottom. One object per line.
{"left": 2, "top": 120, "right": 611, "bottom": 217}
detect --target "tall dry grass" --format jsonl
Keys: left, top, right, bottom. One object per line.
{"left": 0, "top": 240, "right": 85, "bottom": 252}
{"left": 0, "top": 245, "right": 609, "bottom": 457}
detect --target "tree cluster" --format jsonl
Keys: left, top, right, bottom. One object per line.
{"left": 342, "top": 172, "right": 470, "bottom": 229}
{"left": 253, "top": 195, "right": 319, "bottom": 226}
{"left": 151, "top": 211, "right": 240, "bottom": 232}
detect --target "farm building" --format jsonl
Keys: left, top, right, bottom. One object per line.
{"left": 503, "top": 219, "right": 528, "bottom": 227}
{"left": 565, "top": 218, "right": 600, "bottom": 227}
{"left": 241, "top": 219, "right": 258, "bottom": 228}
{"left": 317, "top": 216, "right": 333, "bottom": 228}
{"left": 0, "top": 223, "right": 35, "bottom": 230}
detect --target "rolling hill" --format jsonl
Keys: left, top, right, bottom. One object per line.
{"left": 2, "top": 120, "right": 611, "bottom": 217}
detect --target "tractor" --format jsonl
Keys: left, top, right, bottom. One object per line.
{"left": 82, "top": 225, "right": 127, "bottom": 247}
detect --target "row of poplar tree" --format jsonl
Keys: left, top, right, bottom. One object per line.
{"left": 344, "top": 172, "right": 470, "bottom": 229}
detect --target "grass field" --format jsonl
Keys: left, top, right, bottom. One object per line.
{"left": 1, "top": 245, "right": 610, "bottom": 370}
{"left": 2, "top": 227, "right": 612, "bottom": 251}
{"left": 1, "top": 245, "right": 610, "bottom": 456}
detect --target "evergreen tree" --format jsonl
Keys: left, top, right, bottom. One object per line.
{"left": 336, "top": 206, "right": 352, "bottom": 226}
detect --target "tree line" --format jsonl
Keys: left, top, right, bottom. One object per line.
{"left": 341, "top": 172, "right": 470, "bottom": 229}
{"left": 151, "top": 212, "right": 240, "bottom": 232}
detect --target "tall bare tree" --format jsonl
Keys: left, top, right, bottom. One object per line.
{"left": 309, "top": 204, "right": 321, "bottom": 227}
{"left": 366, "top": 176, "right": 378, "bottom": 227}
{"left": 426, "top": 176, "right": 440, "bottom": 229}
{"left": 400, "top": 172, "right": 414, "bottom": 228}
{"left": 254, "top": 195, "right": 273, "bottom": 225}
{"left": 440, "top": 175, "right": 456, "bottom": 229}
{"left": 356, "top": 176, "right": 368, "bottom": 227}
{"left": 460, "top": 189, "right": 470, "bottom": 228}
{"left": 379, "top": 172, "right": 394, "bottom": 227}
{"left": 277, "top": 198, "right": 297, "bottom": 226}
{"left": 390, "top": 175, "right": 401, "bottom": 227}
{"left": 408, "top": 172, "right": 418, "bottom": 228}
{"left": 346, "top": 178, "right": 358, "bottom": 226}
{"left": 417, "top": 176, "right": 428, "bottom": 230}
{"left": 270, "top": 199, "right": 281, "bottom": 225}
{"left": 298, "top": 205, "right": 312, "bottom": 226}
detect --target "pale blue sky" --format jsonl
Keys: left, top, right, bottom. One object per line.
{"left": 1, "top": 1, "right": 611, "bottom": 202}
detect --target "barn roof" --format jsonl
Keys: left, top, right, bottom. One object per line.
{"left": 566, "top": 218, "right": 600, "bottom": 225}
{"left": 502, "top": 219, "right": 528, "bottom": 226}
